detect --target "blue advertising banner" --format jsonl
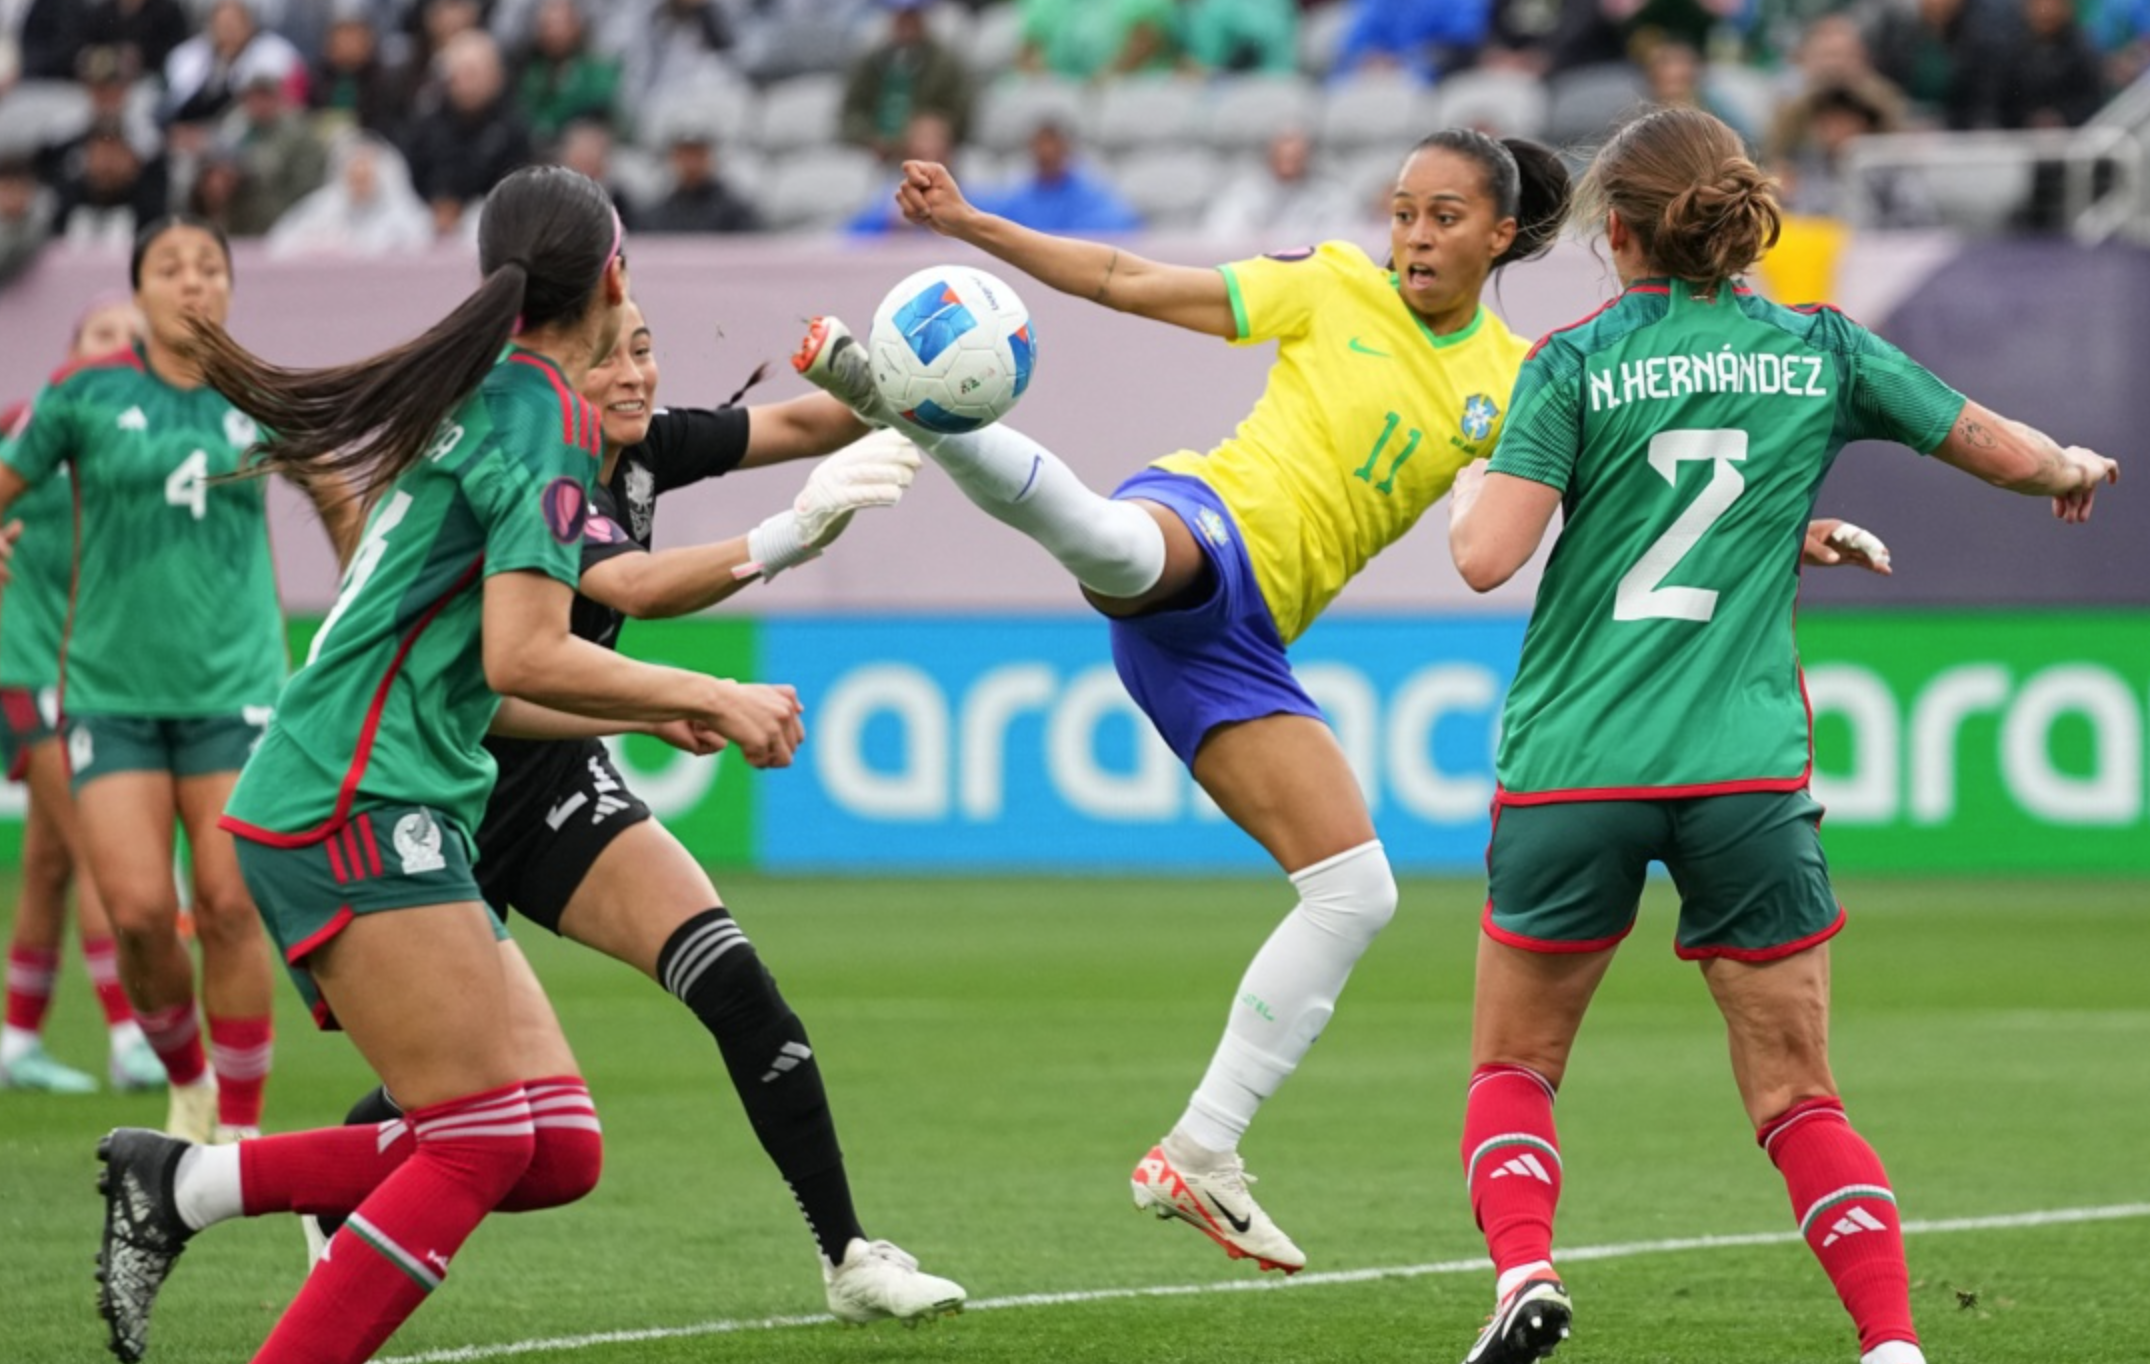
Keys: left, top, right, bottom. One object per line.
{"left": 758, "top": 615, "right": 1527, "bottom": 872}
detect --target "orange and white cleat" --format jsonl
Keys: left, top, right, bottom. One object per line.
{"left": 792, "top": 316, "right": 894, "bottom": 427}
{"left": 1130, "top": 1140, "right": 1306, "bottom": 1273}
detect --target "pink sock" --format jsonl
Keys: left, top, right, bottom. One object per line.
{"left": 208, "top": 1015, "right": 273, "bottom": 1128}
{"left": 136, "top": 999, "right": 208, "bottom": 1087}
{"left": 4, "top": 945, "right": 58, "bottom": 1034}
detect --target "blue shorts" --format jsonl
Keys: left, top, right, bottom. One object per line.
{"left": 1107, "top": 468, "right": 1321, "bottom": 766}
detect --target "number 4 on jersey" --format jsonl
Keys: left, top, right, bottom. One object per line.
{"left": 164, "top": 449, "right": 209, "bottom": 520}
{"left": 1613, "top": 428, "right": 1747, "bottom": 623}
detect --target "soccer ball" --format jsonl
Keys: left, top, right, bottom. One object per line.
{"left": 867, "top": 265, "right": 1037, "bottom": 434}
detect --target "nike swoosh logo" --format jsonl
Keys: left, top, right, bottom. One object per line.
{"left": 1348, "top": 338, "right": 1392, "bottom": 358}
{"left": 1206, "top": 1192, "right": 1252, "bottom": 1234}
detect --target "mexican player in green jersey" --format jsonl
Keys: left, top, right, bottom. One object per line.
{"left": 1442, "top": 109, "right": 2117, "bottom": 1364}
{"left": 0, "top": 221, "right": 355, "bottom": 1146}
{"left": 0, "top": 297, "right": 163, "bottom": 1098}
{"left": 90, "top": 167, "right": 805, "bottom": 1364}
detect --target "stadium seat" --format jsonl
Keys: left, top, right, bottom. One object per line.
{"left": 968, "top": 4, "right": 1026, "bottom": 81}
{"left": 1091, "top": 77, "right": 1207, "bottom": 155}
{"left": 1544, "top": 62, "right": 1650, "bottom": 151}
{"left": 1340, "top": 145, "right": 1408, "bottom": 215}
{"left": 1908, "top": 158, "right": 2034, "bottom": 235}
{"left": 608, "top": 143, "right": 672, "bottom": 217}
{"left": 973, "top": 76, "right": 1092, "bottom": 154}
{"left": 1317, "top": 71, "right": 1435, "bottom": 153}
{"left": 0, "top": 80, "right": 92, "bottom": 157}
{"left": 641, "top": 79, "right": 757, "bottom": 150}
{"left": 1202, "top": 74, "right": 1320, "bottom": 154}
{"left": 1431, "top": 69, "right": 1551, "bottom": 142}
{"left": 1109, "top": 146, "right": 1225, "bottom": 230}
{"left": 1704, "top": 63, "right": 1781, "bottom": 148}
{"left": 759, "top": 145, "right": 884, "bottom": 231}
{"left": 753, "top": 73, "right": 846, "bottom": 154}
{"left": 1298, "top": 2, "right": 1353, "bottom": 78}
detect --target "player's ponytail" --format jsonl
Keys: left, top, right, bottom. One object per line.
{"left": 1578, "top": 106, "right": 1781, "bottom": 286}
{"left": 186, "top": 165, "right": 622, "bottom": 498}
{"left": 1406, "top": 130, "right": 1572, "bottom": 272}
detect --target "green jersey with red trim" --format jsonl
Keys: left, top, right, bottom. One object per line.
{"left": 222, "top": 350, "right": 599, "bottom": 849}
{"left": 0, "top": 401, "right": 73, "bottom": 690}
{"left": 1489, "top": 280, "right": 1966, "bottom": 802}
{"left": 2, "top": 344, "right": 285, "bottom": 714}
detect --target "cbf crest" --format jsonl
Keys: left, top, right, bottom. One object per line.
{"left": 1461, "top": 394, "right": 1499, "bottom": 442}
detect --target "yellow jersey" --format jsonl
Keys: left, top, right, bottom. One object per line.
{"left": 1152, "top": 241, "right": 1530, "bottom": 644}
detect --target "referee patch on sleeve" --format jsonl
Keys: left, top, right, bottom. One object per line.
{"left": 542, "top": 477, "right": 588, "bottom": 544}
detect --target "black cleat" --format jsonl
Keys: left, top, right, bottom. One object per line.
{"left": 1462, "top": 1272, "right": 1573, "bottom": 1364}
{"left": 95, "top": 1128, "right": 195, "bottom": 1362}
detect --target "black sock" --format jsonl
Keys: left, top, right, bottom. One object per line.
{"left": 313, "top": 1085, "right": 404, "bottom": 1240}
{"left": 658, "top": 906, "right": 863, "bottom": 1262}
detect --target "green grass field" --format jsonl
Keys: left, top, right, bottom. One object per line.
{"left": 2, "top": 874, "right": 2145, "bottom": 1364}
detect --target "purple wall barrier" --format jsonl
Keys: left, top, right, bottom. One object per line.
{"left": 2, "top": 231, "right": 2134, "bottom": 612}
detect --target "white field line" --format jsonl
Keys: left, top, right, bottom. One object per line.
{"left": 378, "top": 1201, "right": 2150, "bottom": 1363}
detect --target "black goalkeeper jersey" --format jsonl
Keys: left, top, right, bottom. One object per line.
{"left": 478, "top": 404, "right": 751, "bottom": 859}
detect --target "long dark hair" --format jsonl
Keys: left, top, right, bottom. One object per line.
{"left": 186, "top": 165, "right": 620, "bottom": 496}
{"left": 1409, "top": 129, "right": 1572, "bottom": 268}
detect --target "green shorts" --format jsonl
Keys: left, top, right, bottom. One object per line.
{"left": 1484, "top": 789, "right": 1845, "bottom": 962}
{"left": 226, "top": 805, "right": 503, "bottom": 1029}
{"left": 65, "top": 708, "right": 275, "bottom": 792}
{"left": 0, "top": 686, "right": 60, "bottom": 782}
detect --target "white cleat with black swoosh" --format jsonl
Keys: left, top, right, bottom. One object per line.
{"left": 1130, "top": 1139, "right": 1305, "bottom": 1273}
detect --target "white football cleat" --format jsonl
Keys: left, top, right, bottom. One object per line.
{"left": 164, "top": 1076, "right": 218, "bottom": 1145}
{"left": 792, "top": 316, "right": 900, "bottom": 429}
{"left": 822, "top": 1237, "right": 965, "bottom": 1325}
{"left": 1462, "top": 1271, "right": 1572, "bottom": 1364}
{"left": 1130, "top": 1141, "right": 1306, "bottom": 1273}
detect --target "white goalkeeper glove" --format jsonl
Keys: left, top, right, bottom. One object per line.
{"left": 738, "top": 427, "right": 922, "bottom": 580}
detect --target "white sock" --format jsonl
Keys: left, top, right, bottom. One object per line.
{"left": 108, "top": 1018, "right": 145, "bottom": 1053}
{"left": 1861, "top": 1343, "right": 1926, "bottom": 1364}
{"left": 912, "top": 422, "right": 1166, "bottom": 598}
{"left": 0, "top": 1024, "right": 37, "bottom": 1066}
{"left": 1496, "top": 1259, "right": 1554, "bottom": 1302}
{"left": 172, "top": 1142, "right": 244, "bottom": 1231}
{"left": 1176, "top": 842, "right": 1398, "bottom": 1152}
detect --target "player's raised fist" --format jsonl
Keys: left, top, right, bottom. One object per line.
{"left": 895, "top": 161, "right": 976, "bottom": 236}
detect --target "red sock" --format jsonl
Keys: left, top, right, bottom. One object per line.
{"left": 252, "top": 1085, "right": 534, "bottom": 1364}
{"left": 498, "top": 1076, "right": 603, "bottom": 1212}
{"left": 136, "top": 999, "right": 208, "bottom": 1087}
{"left": 1461, "top": 1064, "right": 1563, "bottom": 1278}
{"left": 79, "top": 936, "right": 136, "bottom": 1027}
{"left": 241, "top": 1118, "right": 416, "bottom": 1217}
{"left": 5, "top": 945, "right": 59, "bottom": 1033}
{"left": 209, "top": 1015, "right": 273, "bottom": 1128}
{"left": 1761, "top": 1097, "right": 1919, "bottom": 1355}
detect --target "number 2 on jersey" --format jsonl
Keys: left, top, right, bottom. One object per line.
{"left": 164, "top": 449, "right": 209, "bottom": 520}
{"left": 1613, "top": 428, "right": 1747, "bottom": 623}
{"left": 307, "top": 491, "right": 414, "bottom": 664}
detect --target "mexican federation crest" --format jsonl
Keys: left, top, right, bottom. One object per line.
{"left": 623, "top": 461, "right": 656, "bottom": 541}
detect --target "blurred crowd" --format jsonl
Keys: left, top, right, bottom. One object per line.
{"left": 1, "top": 0, "right": 2146, "bottom": 286}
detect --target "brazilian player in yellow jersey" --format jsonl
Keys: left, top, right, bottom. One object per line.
{"left": 790, "top": 129, "right": 1569, "bottom": 1274}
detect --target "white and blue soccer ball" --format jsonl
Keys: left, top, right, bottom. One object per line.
{"left": 868, "top": 265, "right": 1036, "bottom": 434}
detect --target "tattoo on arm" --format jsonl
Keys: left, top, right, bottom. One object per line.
{"left": 1959, "top": 416, "right": 1997, "bottom": 448}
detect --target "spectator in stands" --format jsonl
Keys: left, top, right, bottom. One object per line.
{"left": 1200, "top": 126, "right": 1356, "bottom": 240}
{"left": 2004, "top": 0, "right": 2108, "bottom": 230}
{"left": 1742, "top": 0, "right": 1866, "bottom": 72}
{"left": 1332, "top": 0, "right": 1493, "bottom": 82}
{"left": 38, "top": 44, "right": 162, "bottom": 190}
{"left": 1177, "top": 0, "right": 1299, "bottom": 75}
{"left": 976, "top": 116, "right": 1140, "bottom": 233}
{"left": 222, "top": 47, "right": 329, "bottom": 236}
{"left": 1545, "top": 0, "right": 1745, "bottom": 76}
{"left": 516, "top": 0, "right": 622, "bottom": 142}
{"left": 54, "top": 116, "right": 165, "bottom": 249}
{"left": 183, "top": 142, "right": 244, "bottom": 234}
{"left": 309, "top": 12, "right": 408, "bottom": 140}
{"left": 553, "top": 117, "right": 642, "bottom": 227}
{"left": 1477, "top": 0, "right": 1564, "bottom": 74}
{"left": 1642, "top": 37, "right": 1759, "bottom": 146}
{"left": 267, "top": 128, "right": 435, "bottom": 256}
{"left": 598, "top": 0, "right": 736, "bottom": 132}
{"left": 845, "top": 108, "right": 957, "bottom": 234}
{"left": 841, "top": 0, "right": 974, "bottom": 162}
{"left": 81, "top": 0, "right": 192, "bottom": 87}
{"left": 163, "top": 0, "right": 307, "bottom": 146}
{"left": 0, "top": 154, "right": 55, "bottom": 286}
{"left": 1015, "top": 0, "right": 1180, "bottom": 79}
{"left": 402, "top": 27, "right": 534, "bottom": 236}
{"left": 391, "top": 0, "right": 488, "bottom": 119}
{"left": 640, "top": 118, "right": 761, "bottom": 234}
{"left": 1768, "top": 77, "right": 1934, "bottom": 224}
{"left": 732, "top": 0, "right": 881, "bottom": 84}
{"left": 15, "top": 0, "right": 87, "bottom": 81}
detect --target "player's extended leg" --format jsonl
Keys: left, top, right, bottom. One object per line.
{"left": 1457, "top": 936, "right": 1614, "bottom": 1364}
{"left": 793, "top": 315, "right": 1173, "bottom": 601}
{"left": 178, "top": 772, "right": 276, "bottom": 1140}
{"left": 75, "top": 771, "right": 216, "bottom": 1138}
{"left": 24, "top": 739, "right": 161, "bottom": 1090}
{"left": 96, "top": 901, "right": 545, "bottom": 1364}
{"left": 1, "top": 787, "right": 97, "bottom": 1092}
{"left": 556, "top": 819, "right": 965, "bottom": 1323}
{"left": 1703, "top": 948, "right": 1924, "bottom": 1364}
{"left": 1127, "top": 714, "right": 1394, "bottom": 1274}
